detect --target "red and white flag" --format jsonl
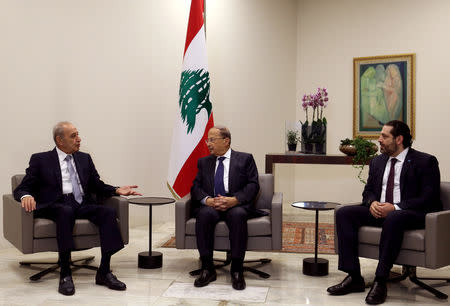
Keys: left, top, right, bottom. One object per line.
{"left": 167, "top": 0, "right": 214, "bottom": 199}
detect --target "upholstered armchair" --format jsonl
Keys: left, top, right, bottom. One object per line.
{"left": 2, "top": 174, "right": 129, "bottom": 281}
{"left": 175, "top": 173, "right": 282, "bottom": 278}
{"left": 334, "top": 181, "right": 450, "bottom": 300}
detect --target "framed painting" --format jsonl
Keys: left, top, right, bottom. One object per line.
{"left": 353, "top": 53, "right": 415, "bottom": 139}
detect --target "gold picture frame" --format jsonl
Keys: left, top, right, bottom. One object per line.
{"left": 353, "top": 53, "right": 415, "bottom": 139}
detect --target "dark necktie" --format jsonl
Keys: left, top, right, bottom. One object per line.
{"left": 385, "top": 158, "right": 397, "bottom": 204}
{"left": 65, "top": 155, "right": 83, "bottom": 204}
{"left": 214, "top": 156, "right": 226, "bottom": 196}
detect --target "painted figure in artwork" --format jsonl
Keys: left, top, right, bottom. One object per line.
{"left": 383, "top": 64, "right": 403, "bottom": 121}
{"left": 360, "top": 63, "right": 403, "bottom": 130}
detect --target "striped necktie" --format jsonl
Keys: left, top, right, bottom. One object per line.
{"left": 65, "top": 155, "right": 83, "bottom": 204}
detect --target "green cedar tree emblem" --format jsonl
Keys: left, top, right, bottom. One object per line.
{"left": 179, "top": 69, "right": 212, "bottom": 133}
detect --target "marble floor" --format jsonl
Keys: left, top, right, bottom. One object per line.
{"left": 0, "top": 221, "right": 449, "bottom": 305}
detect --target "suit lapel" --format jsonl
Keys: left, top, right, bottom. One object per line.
{"left": 228, "top": 150, "right": 236, "bottom": 193}
{"left": 376, "top": 154, "right": 389, "bottom": 192}
{"left": 72, "top": 152, "right": 85, "bottom": 188}
{"left": 206, "top": 155, "right": 216, "bottom": 194}
{"left": 400, "top": 148, "right": 413, "bottom": 195}
{"left": 51, "top": 148, "right": 63, "bottom": 191}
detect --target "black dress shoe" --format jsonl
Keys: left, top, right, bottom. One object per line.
{"left": 95, "top": 272, "right": 126, "bottom": 291}
{"left": 365, "top": 281, "right": 387, "bottom": 305}
{"left": 194, "top": 269, "right": 217, "bottom": 287}
{"left": 327, "top": 275, "right": 365, "bottom": 295}
{"left": 58, "top": 276, "right": 75, "bottom": 296}
{"left": 231, "top": 271, "right": 246, "bottom": 290}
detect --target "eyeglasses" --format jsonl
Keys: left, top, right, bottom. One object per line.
{"left": 205, "top": 137, "right": 224, "bottom": 144}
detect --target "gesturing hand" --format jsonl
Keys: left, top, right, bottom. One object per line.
{"left": 116, "top": 185, "right": 142, "bottom": 196}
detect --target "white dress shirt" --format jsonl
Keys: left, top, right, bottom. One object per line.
{"left": 56, "top": 147, "right": 84, "bottom": 196}
{"left": 380, "top": 147, "right": 409, "bottom": 210}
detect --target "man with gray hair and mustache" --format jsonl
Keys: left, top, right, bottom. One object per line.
{"left": 14, "top": 121, "right": 141, "bottom": 296}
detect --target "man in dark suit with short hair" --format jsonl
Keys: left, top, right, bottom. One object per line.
{"left": 327, "top": 120, "right": 441, "bottom": 305}
{"left": 190, "top": 125, "right": 260, "bottom": 290}
{"left": 14, "top": 121, "right": 141, "bottom": 296}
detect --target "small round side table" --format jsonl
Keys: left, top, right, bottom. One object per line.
{"left": 291, "top": 201, "right": 339, "bottom": 276}
{"left": 128, "top": 197, "right": 175, "bottom": 269}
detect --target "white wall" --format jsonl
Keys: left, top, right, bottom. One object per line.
{"left": 292, "top": 0, "right": 450, "bottom": 214}
{"left": 3, "top": 0, "right": 448, "bottom": 249}
{"left": 0, "top": 0, "right": 298, "bottom": 248}
{"left": 207, "top": 0, "right": 298, "bottom": 206}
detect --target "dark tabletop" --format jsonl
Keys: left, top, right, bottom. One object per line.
{"left": 128, "top": 197, "right": 175, "bottom": 206}
{"left": 291, "top": 201, "right": 340, "bottom": 210}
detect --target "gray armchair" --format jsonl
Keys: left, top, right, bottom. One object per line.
{"left": 2, "top": 174, "right": 129, "bottom": 281}
{"left": 175, "top": 173, "right": 282, "bottom": 278}
{"left": 334, "top": 181, "right": 450, "bottom": 300}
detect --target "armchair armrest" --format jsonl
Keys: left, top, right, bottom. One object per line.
{"left": 175, "top": 194, "right": 191, "bottom": 249}
{"left": 424, "top": 210, "right": 450, "bottom": 268}
{"left": 2, "top": 194, "right": 34, "bottom": 254}
{"left": 334, "top": 202, "right": 362, "bottom": 253}
{"left": 103, "top": 196, "right": 129, "bottom": 245}
{"left": 271, "top": 192, "right": 283, "bottom": 250}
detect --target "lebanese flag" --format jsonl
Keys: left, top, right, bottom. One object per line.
{"left": 167, "top": 0, "right": 214, "bottom": 199}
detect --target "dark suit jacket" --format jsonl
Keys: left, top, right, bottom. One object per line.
{"left": 190, "top": 149, "right": 262, "bottom": 216}
{"left": 14, "top": 148, "right": 116, "bottom": 210}
{"left": 362, "top": 148, "right": 441, "bottom": 213}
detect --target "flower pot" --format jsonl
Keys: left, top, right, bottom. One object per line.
{"left": 339, "top": 143, "right": 378, "bottom": 156}
{"left": 339, "top": 144, "right": 357, "bottom": 156}
{"left": 301, "top": 123, "right": 326, "bottom": 154}
{"left": 302, "top": 143, "right": 314, "bottom": 154}
{"left": 314, "top": 142, "right": 326, "bottom": 155}
{"left": 287, "top": 143, "right": 297, "bottom": 151}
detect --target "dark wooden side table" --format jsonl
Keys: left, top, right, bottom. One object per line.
{"left": 128, "top": 197, "right": 175, "bottom": 269}
{"left": 291, "top": 201, "right": 339, "bottom": 276}
{"left": 265, "top": 153, "right": 359, "bottom": 174}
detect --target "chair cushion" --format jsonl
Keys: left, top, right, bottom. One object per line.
{"left": 34, "top": 218, "right": 99, "bottom": 238}
{"left": 358, "top": 226, "right": 425, "bottom": 251}
{"left": 186, "top": 215, "right": 272, "bottom": 237}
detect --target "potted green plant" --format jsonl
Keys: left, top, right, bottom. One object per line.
{"left": 339, "top": 137, "right": 378, "bottom": 184}
{"left": 287, "top": 129, "right": 299, "bottom": 151}
{"left": 339, "top": 138, "right": 356, "bottom": 155}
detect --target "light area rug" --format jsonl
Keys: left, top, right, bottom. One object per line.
{"left": 162, "top": 282, "right": 269, "bottom": 303}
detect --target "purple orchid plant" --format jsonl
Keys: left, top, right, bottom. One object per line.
{"left": 301, "top": 87, "right": 329, "bottom": 124}
{"left": 300, "top": 87, "right": 330, "bottom": 148}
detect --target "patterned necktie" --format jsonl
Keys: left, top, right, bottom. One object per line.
{"left": 65, "top": 155, "right": 83, "bottom": 204}
{"left": 214, "top": 157, "right": 226, "bottom": 196}
{"left": 385, "top": 158, "right": 397, "bottom": 204}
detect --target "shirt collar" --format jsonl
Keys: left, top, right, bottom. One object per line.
{"left": 390, "top": 147, "right": 409, "bottom": 163}
{"left": 217, "top": 148, "right": 231, "bottom": 160}
{"left": 56, "top": 146, "right": 70, "bottom": 163}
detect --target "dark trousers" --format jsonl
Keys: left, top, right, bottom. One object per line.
{"left": 34, "top": 195, "right": 124, "bottom": 255}
{"left": 195, "top": 205, "right": 248, "bottom": 260}
{"left": 336, "top": 205, "right": 425, "bottom": 278}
